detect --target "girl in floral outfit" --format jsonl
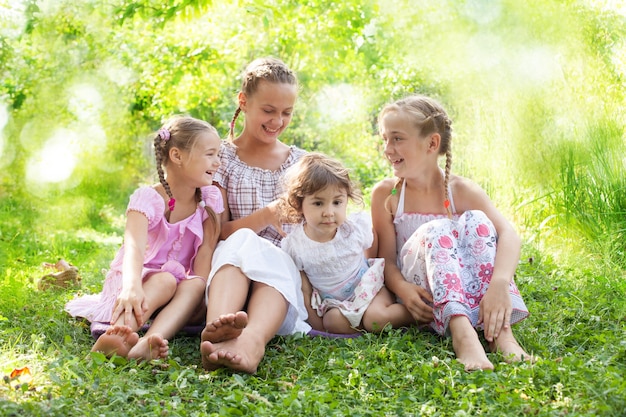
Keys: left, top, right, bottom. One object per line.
{"left": 371, "top": 95, "right": 530, "bottom": 371}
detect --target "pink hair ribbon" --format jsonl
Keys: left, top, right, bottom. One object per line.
{"left": 158, "top": 127, "right": 171, "bottom": 141}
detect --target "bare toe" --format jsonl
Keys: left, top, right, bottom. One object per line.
{"left": 92, "top": 325, "right": 139, "bottom": 358}
{"left": 128, "top": 334, "right": 169, "bottom": 361}
{"left": 200, "top": 333, "right": 262, "bottom": 374}
{"left": 201, "top": 311, "right": 248, "bottom": 343}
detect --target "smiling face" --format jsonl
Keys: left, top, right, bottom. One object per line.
{"left": 379, "top": 110, "right": 431, "bottom": 178}
{"left": 181, "top": 130, "right": 221, "bottom": 188}
{"left": 239, "top": 80, "right": 297, "bottom": 144}
{"left": 301, "top": 185, "right": 348, "bottom": 243}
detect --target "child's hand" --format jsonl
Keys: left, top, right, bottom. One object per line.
{"left": 400, "top": 282, "right": 434, "bottom": 323}
{"left": 478, "top": 280, "right": 512, "bottom": 342}
{"left": 265, "top": 201, "right": 287, "bottom": 237}
{"left": 111, "top": 287, "right": 148, "bottom": 327}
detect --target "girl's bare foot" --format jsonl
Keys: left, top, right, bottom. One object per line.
{"left": 449, "top": 316, "right": 494, "bottom": 371}
{"left": 489, "top": 327, "right": 532, "bottom": 363}
{"left": 201, "top": 311, "right": 248, "bottom": 343}
{"left": 128, "top": 334, "right": 169, "bottom": 361}
{"left": 91, "top": 325, "right": 139, "bottom": 358}
{"left": 200, "top": 330, "right": 264, "bottom": 374}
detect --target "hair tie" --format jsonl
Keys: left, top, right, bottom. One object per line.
{"left": 229, "top": 120, "right": 235, "bottom": 131}
{"left": 158, "top": 127, "right": 171, "bottom": 141}
{"left": 168, "top": 198, "right": 176, "bottom": 212}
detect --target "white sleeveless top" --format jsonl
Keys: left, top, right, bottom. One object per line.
{"left": 393, "top": 176, "right": 459, "bottom": 254}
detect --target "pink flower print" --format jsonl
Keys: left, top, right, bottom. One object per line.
{"left": 476, "top": 223, "right": 490, "bottom": 237}
{"left": 438, "top": 235, "right": 454, "bottom": 249}
{"left": 467, "top": 296, "right": 479, "bottom": 308}
{"left": 443, "top": 273, "right": 460, "bottom": 290}
{"left": 478, "top": 263, "right": 493, "bottom": 282}
{"left": 452, "top": 229, "right": 459, "bottom": 239}
{"left": 435, "top": 250, "right": 450, "bottom": 264}
{"left": 472, "top": 239, "right": 487, "bottom": 256}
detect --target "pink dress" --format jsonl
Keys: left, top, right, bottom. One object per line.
{"left": 393, "top": 180, "right": 529, "bottom": 336}
{"left": 65, "top": 185, "right": 224, "bottom": 323}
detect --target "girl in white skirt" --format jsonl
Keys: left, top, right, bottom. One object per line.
{"left": 200, "top": 58, "right": 310, "bottom": 374}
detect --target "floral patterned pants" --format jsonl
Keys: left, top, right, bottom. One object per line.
{"left": 399, "top": 210, "right": 528, "bottom": 336}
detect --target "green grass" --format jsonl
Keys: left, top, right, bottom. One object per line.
{"left": 1, "top": 195, "right": 626, "bottom": 417}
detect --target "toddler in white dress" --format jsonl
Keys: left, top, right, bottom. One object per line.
{"left": 281, "top": 153, "right": 413, "bottom": 334}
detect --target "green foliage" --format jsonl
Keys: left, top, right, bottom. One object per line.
{"left": 2, "top": 0, "right": 625, "bottom": 271}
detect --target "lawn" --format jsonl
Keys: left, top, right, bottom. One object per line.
{"left": 1, "top": 204, "right": 625, "bottom": 416}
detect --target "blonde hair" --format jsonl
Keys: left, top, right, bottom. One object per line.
{"left": 228, "top": 57, "right": 298, "bottom": 141}
{"left": 153, "top": 115, "right": 220, "bottom": 237}
{"left": 281, "top": 153, "right": 362, "bottom": 223}
{"left": 378, "top": 95, "right": 453, "bottom": 217}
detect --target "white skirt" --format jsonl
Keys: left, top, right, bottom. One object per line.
{"left": 208, "top": 228, "right": 311, "bottom": 335}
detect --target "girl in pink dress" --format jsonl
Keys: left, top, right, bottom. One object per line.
{"left": 371, "top": 95, "right": 530, "bottom": 371}
{"left": 65, "top": 116, "right": 224, "bottom": 361}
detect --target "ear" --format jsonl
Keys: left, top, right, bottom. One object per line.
{"left": 427, "top": 133, "right": 441, "bottom": 153}
{"left": 238, "top": 91, "right": 247, "bottom": 111}
{"left": 169, "top": 147, "right": 183, "bottom": 165}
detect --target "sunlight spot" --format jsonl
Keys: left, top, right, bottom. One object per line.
{"left": 314, "top": 84, "right": 367, "bottom": 128}
{"left": 512, "top": 46, "right": 561, "bottom": 85}
{"left": 462, "top": 0, "right": 502, "bottom": 25}
{"left": 587, "top": 0, "right": 626, "bottom": 17}
{"left": 610, "top": 41, "right": 626, "bottom": 78}
{"left": 0, "top": 102, "right": 8, "bottom": 161}
{"left": 101, "top": 59, "right": 136, "bottom": 87}
{"left": 26, "top": 129, "right": 79, "bottom": 184}
{"left": 68, "top": 84, "right": 103, "bottom": 122}
{"left": 0, "top": 0, "right": 27, "bottom": 38}
{"left": 36, "top": 0, "right": 64, "bottom": 16}
{"left": 466, "top": 33, "right": 504, "bottom": 71}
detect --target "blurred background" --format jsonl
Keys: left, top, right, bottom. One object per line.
{"left": 1, "top": 0, "right": 625, "bottom": 279}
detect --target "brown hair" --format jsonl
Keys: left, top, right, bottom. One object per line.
{"left": 153, "top": 115, "right": 220, "bottom": 237}
{"left": 281, "top": 153, "right": 362, "bottom": 223}
{"left": 378, "top": 95, "right": 453, "bottom": 217}
{"left": 228, "top": 57, "right": 298, "bottom": 141}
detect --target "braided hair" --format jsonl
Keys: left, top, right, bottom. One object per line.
{"left": 228, "top": 57, "right": 298, "bottom": 141}
{"left": 154, "top": 115, "right": 220, "bottom": 238}
{"left": 379, "top": 95, "right": 453, "bottom": 217}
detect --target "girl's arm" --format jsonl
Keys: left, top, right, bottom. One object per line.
{"left": 455, "top": 177, "right": 521, "bottom": 341}
{"left": 192, "top": 214, "right": 221, "bottom": 280}
{"left": 215, "top": 184, "right": 285, "bottom": 240}
{"left": 371, "top": 180, "right": 434, "bottom": 323}
{"left": 112, "top": 210, "right": 150, "bottom": 327}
